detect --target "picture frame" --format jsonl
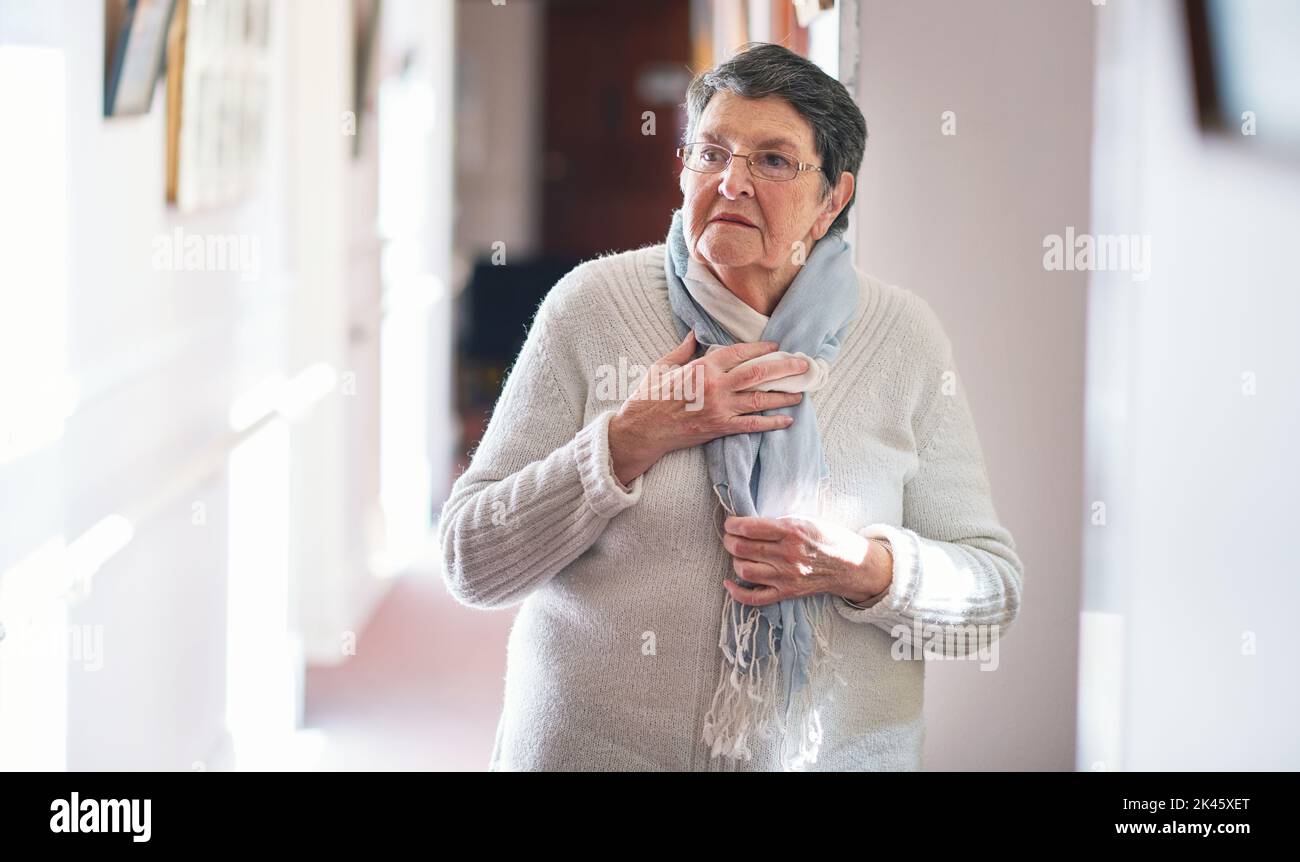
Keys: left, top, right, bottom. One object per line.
{"left": 166, "top": 0, "right": 273, "bottom": 211}
{"left": 352, "top": 0, "right": 383, "bottom": 158}
{"left": 1185, "top": 0, "right": 1300, "bottom": 151}
{"left": 104, "top": 0, "right": 179, "bottom": 117}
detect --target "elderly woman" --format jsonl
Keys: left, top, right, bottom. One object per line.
{"left": 438, "top": 42, "right": 1023, "bottom": 771}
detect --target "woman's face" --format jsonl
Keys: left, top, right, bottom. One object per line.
{"left": 680, "top": 91, "right": 849, "bottom": 274}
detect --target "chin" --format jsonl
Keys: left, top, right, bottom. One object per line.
{"left": 697, "top": 232, "right": 762, "bottom": 268}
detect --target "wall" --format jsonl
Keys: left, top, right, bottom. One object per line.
{"left": 1080, "top": 0, "right": 1300, "bottom": 770}
{"left": 0, "top": 0, "right": 391, "bottom": 769}
{"left": 453, "top": 0, "right": 543, "bottom": 289}
{"left": 853, "top": 0, "right": 1094, "bottom": 770}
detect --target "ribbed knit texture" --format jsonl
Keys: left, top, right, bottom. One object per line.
{"left": 437, "top": 243, "right": 1024, "bottom": 771}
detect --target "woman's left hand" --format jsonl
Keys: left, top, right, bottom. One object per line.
{"left": 722, "top": 515, "right": 892, "bottom": 607}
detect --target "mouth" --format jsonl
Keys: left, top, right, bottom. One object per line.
{"left": 709, "top": 213, "right": 758, "bottom": 229}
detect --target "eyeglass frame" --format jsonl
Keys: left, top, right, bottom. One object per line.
{"left": 675, "top": 142, "right": 823, "bottom": 182}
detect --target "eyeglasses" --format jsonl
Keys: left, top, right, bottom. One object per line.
{"left": 676, "top": 142, "right": 822, "bottom": 182}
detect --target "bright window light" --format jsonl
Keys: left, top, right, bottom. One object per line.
{"left": 0, "top": 46, "right": 71, "bottom": 465}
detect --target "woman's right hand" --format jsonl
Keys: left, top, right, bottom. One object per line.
{"left": 607, "top": 332, "right": 808, "bottom": 487}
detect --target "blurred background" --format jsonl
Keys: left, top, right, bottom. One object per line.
{"left": 0, "top": 0, "right": 1296, "bottom": 771}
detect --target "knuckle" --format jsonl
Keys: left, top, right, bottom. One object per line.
{"left": 779, "top": 538, "right": 798, "bottom": 561}
{"left": 737, "top": 365, "right": 763, "bottom": 388}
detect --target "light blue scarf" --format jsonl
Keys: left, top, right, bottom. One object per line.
{"left": 663, "top": 209, "right": 859, "bottom": 769}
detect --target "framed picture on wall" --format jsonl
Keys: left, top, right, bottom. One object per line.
{"left": 1185, "top": 0, "right": 1300, "bottom": 151}
{"left": 104, "top": 0, "right": 179, "bottom": 117}
{"left": 352, "top": 0, "right": 383, "bottom": 158}
{"left": 166, "top": 0, "right": 273, "bottom": 211}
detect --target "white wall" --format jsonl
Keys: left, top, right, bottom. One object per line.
{"left": 282, "top": 0, "right": 389, "bottom": 668}
{"left": 853, "top": 0, "right": 1094, "bottom": 770}
{"left": 0, "top": 0, "right": 399, "bottom": 769}
{"left": 376, "top": 0, "right": 458, "bottom": 546}
{"left": 1081, "top": 0, "right": 1300, "bottom": 771}
{"left": 1, "top": 0, "right": 295, "bottom": 770}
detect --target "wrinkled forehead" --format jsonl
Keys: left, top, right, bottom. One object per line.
{"left": 694, "top": 93, "right": 815, "bottom": 156}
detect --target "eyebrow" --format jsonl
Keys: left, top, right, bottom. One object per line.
{"left": 699, "top": 129, "right": 801, "bottom": 153}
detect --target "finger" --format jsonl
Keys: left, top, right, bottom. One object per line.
{"left": 660, "top": 331, "right": 696, "bottom": 366}
{"left": 724, "top": 355, "right": 811, "bottom": 393}
{"left": 723, "top": 532, "right": 781, "bottom": 563}
{"left": 707, "top": 340, "right": 781, "bottom": 372}
{"left": 724, "top": 515, "right": 788, "bottom": 541}
{"left": 731, "top": 555, "right": 781, "bottom": 584}
{"left": 724, "top": 577, "right": 783, "bottom": 607}
{"left": 731, "top": 390, "right": 803, "bottom": 415}
{"left": 722, "top": 413, "right": 794, "bottom": 435}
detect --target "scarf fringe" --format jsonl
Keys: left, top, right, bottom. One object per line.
{"left": 702, "top": 587, "right": 849, "bottom": 771}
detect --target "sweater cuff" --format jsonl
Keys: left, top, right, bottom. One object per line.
{"left": 834, "top": 523, "right": 921, "bottom": 623}
{"left": 573, "top": 409, "right": 644, "bottom": 519}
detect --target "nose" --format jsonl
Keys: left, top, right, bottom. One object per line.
{"left": 716, "top": 156, "right": 755, "bottom": 200}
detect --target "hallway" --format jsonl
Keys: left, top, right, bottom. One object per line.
{"left": 2, "top": 0, "right": 1296, "bottom": 778}
{"left": 304, "top": 550, "right": 513, "bottom": 772}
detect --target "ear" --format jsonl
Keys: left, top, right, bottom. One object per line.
{"left": 811, "top": 171, "right": 855, "bottom": 240}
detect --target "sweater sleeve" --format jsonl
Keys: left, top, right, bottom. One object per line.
{"left": 833, "top": 337, "right": 1024, "bottom": 658}
{"left": 437, "top": 282, "right": 643, "bottom": 610}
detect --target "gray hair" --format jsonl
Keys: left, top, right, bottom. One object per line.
{"left": 683, "top": 42, "right": 867, "bottom": 238}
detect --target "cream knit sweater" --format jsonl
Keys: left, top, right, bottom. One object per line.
{"left": 437, "top": 243, "right": 1024, "bottom": 771}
